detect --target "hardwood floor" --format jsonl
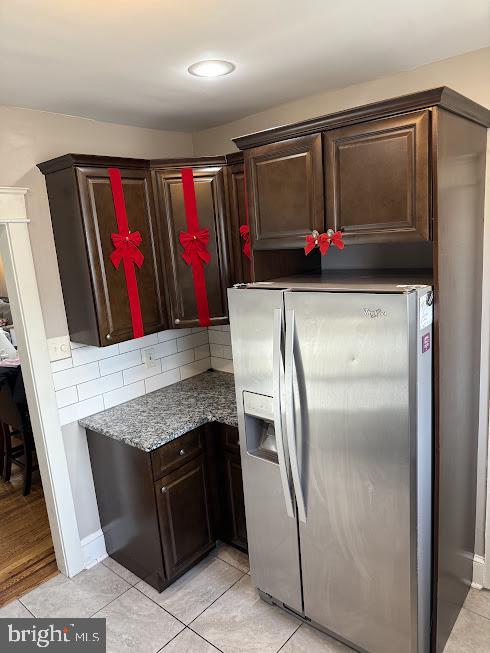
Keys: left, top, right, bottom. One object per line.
{"left": 0, "top": 465, "right": 58, "bottom": 606}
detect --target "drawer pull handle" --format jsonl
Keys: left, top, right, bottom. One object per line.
{"left": 160, "top": 486, "right": 167, "bottom": 494}
{"left": 175, "top": 318, "right": 180, "bottom": 325}
{"left": 179, "top": 449, "right": 185, "bottom": 456}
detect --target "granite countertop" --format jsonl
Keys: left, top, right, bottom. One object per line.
{"left": 79, "top": 370, "right": 238, "bottom": 452}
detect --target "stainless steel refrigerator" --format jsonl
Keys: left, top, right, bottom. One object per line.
{"left": 228, "top": 276, "right": 433, "bottom": 653}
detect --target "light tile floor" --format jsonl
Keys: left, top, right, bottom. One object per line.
{"left": 1, "top": 543, "right": 489, "bottom": 652}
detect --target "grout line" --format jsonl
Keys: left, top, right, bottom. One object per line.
{"left": 100, "top": 558, "right": 139, "bottom": 586}
{"left": 132, "top": 585, "right": 188, "bottom": 629}
{"left": 89, "top": 583, "right": 134, "bottom": 618}
{"left": 460, "top": 604, "right": 490, "bottom": 623}
{"left": 276, "top": 623, "right": 302, "bottom": 652}
{"left": 187, "top": 572, "right": 246, "bottom": 628}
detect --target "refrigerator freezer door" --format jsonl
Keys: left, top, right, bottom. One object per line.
{"left": 285, "top": 290, "right": 419, "bottom": 653}
{"left": 228, "top": 288, "right": 303, "bottom": 613}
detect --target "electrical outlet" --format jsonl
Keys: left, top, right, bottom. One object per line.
{"left": 47, "top": 335, "right": 71, "bottom": 362}
{"left": 143, "top": 347, "right": 157, "bottom": 369}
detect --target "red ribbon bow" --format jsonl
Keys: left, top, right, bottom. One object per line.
{"left": 239, "top": 224, "right": 251, "bottom": 260}
{"left": 110, "top": 231, "right": 144, "bottom": 269}
{"left": 304, "top": 229, "right": 344, "bottom": 256}
{"left": 179, "top": 229, "right": 211, "bottom": 266}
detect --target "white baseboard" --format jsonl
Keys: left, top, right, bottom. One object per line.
{"left": 81, "top": 529, "right": 107, "bottom": 570}
{"left": 472, "top": 554, "right": 486, "bottom": 589}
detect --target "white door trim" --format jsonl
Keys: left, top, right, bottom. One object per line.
{"left": 0, "top": 187, "right": 84, "bottom": 577}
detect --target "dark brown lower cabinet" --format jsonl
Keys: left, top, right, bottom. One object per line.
{"left": 87, "top": 423, "right": 246, "bottom": 593}
{"left": 155, "top": 455, "right": 213, "bottom": 582}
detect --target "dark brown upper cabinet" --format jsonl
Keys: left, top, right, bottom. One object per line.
{"left": 152, "top": 160, "right": 233, "bottom": 328}
{"left": 38, "top": 155, "right": 167, "bottom": 346}
{"left": 324, "top": 110, "right": 430, "bottom": 243}
{"left": 245, "top": 134, "right": 324, "bottom": 249}
{"left": 224, "top": 153, "right": 250, "bottom": 284}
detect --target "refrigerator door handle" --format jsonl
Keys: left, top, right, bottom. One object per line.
{"left": 273, "top": 308, "right": 295, "bottom": 519}
{"left": 285, "top": 309, "right": 307, "bottom": 523}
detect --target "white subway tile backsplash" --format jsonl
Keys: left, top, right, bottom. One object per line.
{"left": 123, "top": 361, "right": 162, "bottom": 385}
{"left": 194, "top": 344, "right": 211, "bottom": 360}
{"left": 58, "top": 326, "right": 228, "bottom": 426}
{"left": 71, "top": 343, "right": 120, "bottom": 366}
{"left": 99, "top": 350, "right": 142, "bottom": 376}
{"left": 53, "top": 361, "right": 100, "bottom": 391}
{"left": 177, "top": 330, "right": 208, "bottom": 352}
{"left": 77, "top": 372, "right": 123, "bottom": 401}
{"left": 103, "top": 381, "right": 145, "bottom": 409}
{"left": 209, "top": 343, "right": 224, "bottom": 358}
{"left": 211, "top": 357, "right": 234, "bottom": 374}
{"left": 55, "top": 386, "right": 78, "bottom": 408}
{"left": 180, "top": 357, "right": 212, "bottom": 380}
{"left": 145, "top": 368, "right": 181, "bottom": 394}
{"left": 118, "top": 333, "right": 158, "bottom": 353}
{"left": 51, "top": 357, "right": 73, "bottom": 373}
{"left": 150, "top": 339, "right": 178, "bottom": 360}
{"left": 59, "top": 395, "right": 104, "bottom": 427}
{"left": 221, "top": 345, "right": 233, "bottom": 359}
{"left": 208, "top": 329, "right": 231, "bottom": 346}
{"left": 161, "top": 349, "right": 194, "bottom": 372}
{"left": 158, "top": 328, "right": 191, "bottom": 342}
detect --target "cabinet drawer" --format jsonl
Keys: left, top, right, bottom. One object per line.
{"left": 151, "top": 429, "right": 204, "bottom": 480}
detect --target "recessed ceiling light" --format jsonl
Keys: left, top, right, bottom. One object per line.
{"left": 187, "top": 60, "right": 235, "bottom": 78}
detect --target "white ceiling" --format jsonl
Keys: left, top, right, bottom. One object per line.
{"left": 1, "top": 0, "right": 488, "bottom": 132}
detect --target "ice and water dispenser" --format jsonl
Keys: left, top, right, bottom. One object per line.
{"left": 243, "top": 391, "right": 278, "bottom": 463}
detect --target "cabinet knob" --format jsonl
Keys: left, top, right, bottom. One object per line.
{"left": 179, "top": 449, "right": 185, "bottom": 456}
{"left": 160, "top": 486, "right": 167, "bottom": 494}
{"left": 175, "top": 318, "right": 180, "bottom": 325}
{"left": 106, "top": 334, "right": 112, "bottom": 340}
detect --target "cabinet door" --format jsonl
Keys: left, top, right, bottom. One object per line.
{"left": 155, "top": 455, "right": 214, "bottom": 581}
{"left": 222, "top": 451, "right": 248, "bottom": 551}
{"left": 225, "top": 161, "right": 251, "bottom": 284}
{"left": 154, "top": 166, "right": 232, "bottom": 327}
{"left": 245, "top": 134, "right": 324, "bottom": 249}
{"left": 76, "top": 167, "right": 167, "bottom": 344}
{"left": 324, "top": 110, "right": 430, "bottom": 243}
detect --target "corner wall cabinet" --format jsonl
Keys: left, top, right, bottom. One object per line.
{"left": 152, "top": 157, "right": 234, "bottom": 328}
{"left": 39, "top": 153, "right": 246, "bottom": 345}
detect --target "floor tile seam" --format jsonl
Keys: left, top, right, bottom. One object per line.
{"left": 157, "top": 626, "right": 225, "bottom": 653}
{"left": 215, "top": 552, "right": 250, "bottom": 574}
{"left": 187, "top": 571, "right": 246, "bottom": 627}
{"left": 133, "top": 583, "right": 189, "bottom": 628}
{"left": 101, "top": 558, "right": 138, "bottom": 586}
{"left": 88, "top": 583, "right": 134, "bottom": 618}
{"left": 276, "top": 622, "right": 303, "bottom": 652}
{"left": 460, "top": 604, "right": 490, "bottom": 623}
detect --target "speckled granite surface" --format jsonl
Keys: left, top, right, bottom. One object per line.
{"left": 79, "top": 371, "right": 237, "bottom": 452}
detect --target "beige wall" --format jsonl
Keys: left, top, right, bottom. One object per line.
{"left": 0, "top": 106, "right": 193, "bottom": 338}
{"left": 192, "top": 47, "right": 490, "bottom": 154}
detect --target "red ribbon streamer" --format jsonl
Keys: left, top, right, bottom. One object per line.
{"left": 108, "top": 168, "right": 145, "bottom": 339}
{"left": 241, "top": 171, "right": 252, "bottom": 261}
{"left": 180, "top": 168, "right": 211, "bottom": 326}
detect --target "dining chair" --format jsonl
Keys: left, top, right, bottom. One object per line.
{"left": 0, "top": 381, "right": 37, "bottom": 495}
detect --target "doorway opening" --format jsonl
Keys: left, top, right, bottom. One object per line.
{"left": 0, "top": 187, "right": 84, "bottom": 605}
{"left": 0, "top": 267, "right": 58, "bottom": 605}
